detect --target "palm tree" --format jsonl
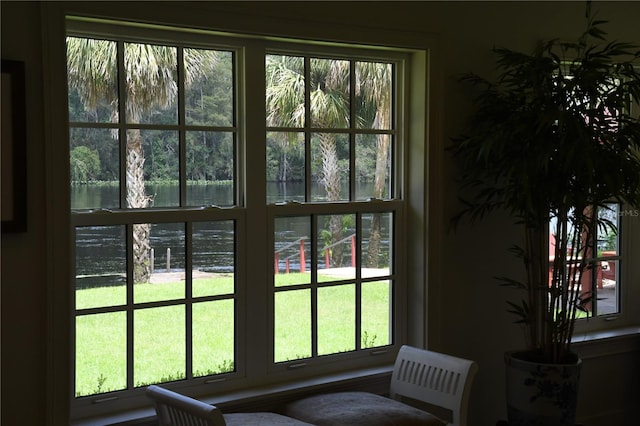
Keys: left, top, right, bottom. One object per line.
{"left": 356, "top": 62, "right": 393, "bottom": 268}
{"left": 266, "top": 55, "right": 351, "bottom": 266}
{"left": 67, "top": 38, "right": 217, "bottom": 282}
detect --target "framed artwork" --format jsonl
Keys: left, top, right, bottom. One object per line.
{"left": 2, "top": 59, "right": 27, "bottom": 233}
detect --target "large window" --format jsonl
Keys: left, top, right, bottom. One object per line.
{"left": 549, "top": 203, "right": 624, "bottom": 320}
{"left": 67, "top": 19, "right": 407, "bottom": 416}
{"left": 265, "top": 55, "right": 401, "bottom": 364}
{"left": 69, "top": 36, "right": 241, "bottom": 398}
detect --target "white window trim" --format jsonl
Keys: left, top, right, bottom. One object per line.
{"left": 572, "top": 207, "right": 640, "bottom": 333}
{"left": 42, "top": 2, "right": 437, "bottom": 424}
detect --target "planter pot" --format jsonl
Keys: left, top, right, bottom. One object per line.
{"left": 505, "top": 351, "right": 582, "bottom": 426}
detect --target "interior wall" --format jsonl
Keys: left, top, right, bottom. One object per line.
{"left": 2, "top": 2, "right": 639, "bottom": 426}
{"left": 1, "top": 2, "right": 47, "bottom": 426}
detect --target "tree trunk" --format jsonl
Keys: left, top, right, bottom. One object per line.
{"left": 365, "top": 116, "right": 390, "bottom": 268}
{"left": 319, "top": 133, "right": 344, "bottom": 267}
{"left": 127, "top": 129, "right": 153, "bottom": 283}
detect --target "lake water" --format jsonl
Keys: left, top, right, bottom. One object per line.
{"left": 73, "top": 183, "right": 390, "bottom": 288}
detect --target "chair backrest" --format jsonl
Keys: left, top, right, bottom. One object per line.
{"left": 389, "top": 345, "right": 478, "bottom": 426}
{"left": 146, "top": 385, "right": 226, "bottom": 426}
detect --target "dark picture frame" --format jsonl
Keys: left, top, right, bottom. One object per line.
{"left": 1, "top": 59, "right": 27, "bottom": 233}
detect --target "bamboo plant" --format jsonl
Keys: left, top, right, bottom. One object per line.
{"left": 451, "top": 4, "right": 640, "bottom": 364}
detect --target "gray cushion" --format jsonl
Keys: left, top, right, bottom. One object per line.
{"left": 283, "top": 391, "right": 445, "bottom": 426}
{"left": 224, "top": 412, "right": 316, "bottom": 426}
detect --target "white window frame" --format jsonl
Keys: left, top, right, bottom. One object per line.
{"left": 572, "top": 205, "right": 640, "bottom": 335}
{"left": 43, "top": 10, "right": 426, "bottom": 419}
{"left": 42, "top": 3, "right": 436, "bottom": 424}
{"left": 571, "top": 93, "right": 640, "bottom": 336}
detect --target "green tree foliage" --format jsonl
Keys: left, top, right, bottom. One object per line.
{"left": 70, "top": 146, "right": 101, "bottom": 183}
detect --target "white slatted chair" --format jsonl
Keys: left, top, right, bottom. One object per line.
{"left": 146, "top": 385, "right": 314, "bottom": 426}
{"left": 282, "top": 345, "right": 479, "bottom": 426}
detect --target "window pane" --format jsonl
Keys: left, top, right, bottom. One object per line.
{"left": 317, "top": 214, "right": 356, "bottom": 280}
{"left": 311, "top": 133, "right": 349, "bottom": 202}
{"left": 193, "top": 221, "right": 235, "bottom": 297}
{"left": 355, "top": 61, "right": 392, "bottom": 130}
{"left": 361, "top": 280, "right": 392, "bottom": 348}
{"left": 193, "top": 300, "right": 235, "bottom": 377}
{"left": 274, "top": 216, "right": 311, "bottom": 287}
{"left": 362, "top": 212, "right": 392, "bottom": 276}
{"left": 70, "top": 128, "right": 120, "bottom": 209}
{"left": 67, "top": 37, "right": 118, "bottom": 123}
{"left": 318, "top": 284, "right": 355, "bottom": 355}
{"left": 76, "top": 226, "right": 126, "bottom": 310}
{"left": 266, "top": 54, "right": 304, "bottom": 128}
{"left": 267, "top": 131, "right": 305, "bottom": 203}
{"left": 274, "top": 289, "right": 311, "bottom": 362}
{"left": 134, "top": 305, "right": 185, "bottom": 386}
{"left": 596, "top": 203, "right": 620, "bottom": 315}
{"left": 597, "top": 259, "right": 619, "bottom": 315}
{"left": 129, "top": 129, "right": 179, "bottom": 208}
{"left": 124, "top": 43, "right": 177, "bottom": 125}
{"left": 310, "top": 58, "right": 350, "bottom": 129}
{"left": 355, "top": 134, "right": 391, "bottom": 201}
{"left": 76, "top": 312, "right": 126, "bottom": 396}
{"left": 186, "top": 131, "right": 234, "bottom": 206}
{"left": 598, "top": 203, "right": 619, "bottom": 255}
{"left": 185, "top": 49, "right": 233, "bottom": 127}
{"left": 135, "top": 223, "right": 185, "bottom": 303}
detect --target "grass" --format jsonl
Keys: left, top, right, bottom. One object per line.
{"left": 75, "top": 272, "right": 390, "bottom": 396}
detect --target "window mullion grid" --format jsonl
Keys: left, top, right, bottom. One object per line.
{"left": 117, "top": 40, "right": 127, "bottom": 209}
{"left": 120, "top": 33, "right": 135, "bottom": 393}
{"left": 391, "top": 63, "right": 399, "bottom": 200}
{"left": 185, "top": 221, "right": 194, "bottom": 380}
{"left": 177, "top": 47, "right": 194, "bottom": 379}
{"left": 349, "top": 60, "right": 356, "bottom": 202}
{"left": 126, "top": 223, "right": 135, "bottom": 391}
{"left": 311, "top": 214, "right": 319, "bottom": 358}
{"left": 177, "top": 46, "right": 187, "bottom": 207}
{"left": 304, "top": 57, "right": 311, "bottom": 202}
{"left": 355, "top": 213, "right": 363, "bottom": 350}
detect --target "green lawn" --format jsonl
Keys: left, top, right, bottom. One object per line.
{"left": 75, "top": 272, "right": 390, "bottom": 396}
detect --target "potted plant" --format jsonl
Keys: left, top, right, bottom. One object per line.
{"left": 451, "top": 4, "right": 640, "bottom": 425}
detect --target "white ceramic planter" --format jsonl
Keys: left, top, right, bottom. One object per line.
{"left": 505, "top": 351, "right": 582, "bottom": 426}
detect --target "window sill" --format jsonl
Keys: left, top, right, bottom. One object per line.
{"left": 72, "top": 365, "right": 394, "bottom": 426}
{"left": 572, "top": 325, "right": 640, "bottom": 360}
